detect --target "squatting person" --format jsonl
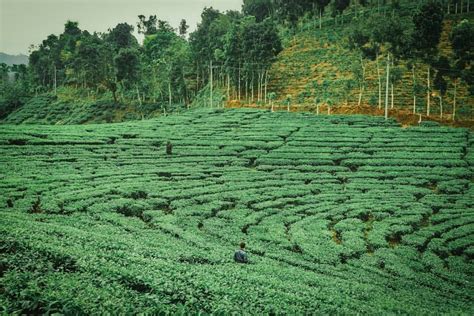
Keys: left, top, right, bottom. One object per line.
{"left": 234, "top": 242, "right": 249, "bottom": 263}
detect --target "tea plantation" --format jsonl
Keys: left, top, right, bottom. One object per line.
{"left": 1, "top": 109, "right": 473, "bottom": 314}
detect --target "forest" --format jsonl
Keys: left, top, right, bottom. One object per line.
{"left": 0, "top": 0, "right": 472, "bottom": 122}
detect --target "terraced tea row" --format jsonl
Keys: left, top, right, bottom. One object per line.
{"left": 1, "top": 109, "right": 473, "bottom": 314}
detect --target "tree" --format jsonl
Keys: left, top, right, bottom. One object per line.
{"left": 274, "top": 0, "right": 303, "bottom": 28}
{"left": 143, "top": 23, "right": 192, "bottom": 107}
{"left": 242, "top": 0, "right": 274, "bottom": 22}
{"left": 62, "top": 20, "right": 81, "bottom": 52}
{"left": 0, "top": 63, "right": 31, "bottom": 118}
{"left": 224, "top": 22, "right": 244, "bottom": 100}
{"left": 179, "top": 19, "right": 189, "bottom": 38}
{"left": 189, "top": 7, "right": 229, "bottom": 92}
{"left": 412, "top": 1, "right": 444, "bottom": 116}
{"left": 114, "top": 48, "right": 141, "bottom": 103}
{"left": 358, "top": 13, "right": 408, "bottom": 117}
{"left": 450, "top": 20, "right": 473, "bottom": 68}
{"left": 102, "top": 23, "right": 139, "bottom": 102}
{"left": 97, "top": 42, "right": 119, "bottom": 103}
{"left": 137, "top": 15, "right": 158, "bottom": 35}
{"left": 331, "top": 0, "right": 351, "bottom": 24}
{"left": 315, "top": 0, "right": 331, "bottom": 29}
{"left": 106, "top": 23, "right": 138, "bottom": 50}
{"left": 286, "top": 94, "right": 292, "bottom": 112}
{"left": 432, "top": 56, "right": 451, "bottom": 119}
{"left": 348, "top": 23, "right": 370, "bottom": 107}
{"left": 73, "top": 33, "right": 104, "bottom": 89}
{"left": 268, "top": 92, "right": 276, "bottom": 111}
{"left": 351, "top": 15, "right": 385, "bottom": 109}
{"left": 450, "top": 19, "right": 473, "bottom": 120}
{"left": 241, "top": 18, "right": 282, "bottom": 103}
{"left": 389, "top": 65, "right": 403, "bottom": 109}
{"left": 0, "top": 63, "right": 9, "bottom": 82}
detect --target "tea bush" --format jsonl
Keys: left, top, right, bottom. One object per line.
{"left": 0, "top": 108, "right": 472, "bottom": 314}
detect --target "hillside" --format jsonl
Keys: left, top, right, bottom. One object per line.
{"left": 2, "top": 2, "right": 472, "bottom": 126}
{"left": 0, "top": 52, "right": 28, "bottom": 66}
{"left": 265, "top": 10, "right": 473, "bottom": 121}
{"left": 1, "top": 109, "right": 473, "bottom": 313}
{"left": 2, "top": 88, "right": 177, "bottom": 124}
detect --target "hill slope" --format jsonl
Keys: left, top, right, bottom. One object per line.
{"left": 1, "top": 109, "right": 473, "bottom": 314}
{"left": 0, "top": 52, "right": 28, "bottom": 65}
{"left": 2, "top": 89, "right": 170, "bottom": 124}
{"left": 266, "top": 11, "right": 473, "bottom": 120}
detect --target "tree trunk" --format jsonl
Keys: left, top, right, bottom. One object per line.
{"left": 358, "top": 85, "right": 363, "bottom": 107}
{"left": 251, "top": 71, "right": 255, "bottom": 103}
{"left": 264, "top": 70, "right": 268, "bottom": 104}
{"left": 391, "top": 83, "right": 394, "bottom": 109}
{"left": 427, "top": 67, "right": 431, "bottom": 116}
{"left": 376, "top": 54, "right": 382, "bottom": 109}
{"left": 439, "top": 96, "right": 443, "bottom": 119}
{"left": 412, "top": 65, "right": 416, "bottom": 114}
{"left": 168, "top": 81, "right": 172, "bottom": 107}
{"left": 319, "top": 9, "right": 322, "bottom": 29}
{"left": 385, "top": 54, "right": 390, "bottom": 120}
{"left": 271, "top": 100, "right": 274, "bottom": 112}
{"left": 238, "top": 64, "right": 241, "bottom": 101}
{"left": 453, "top": 81, "right": 457, "bottom": 121}
{"left": 53, "top": 65, "right": 57, "bottom": 95}
{"left": 210, "top": 60, "right": 213, "bottom": 108}
{"left": 358, "top": 57, "right": 365, "bottom": 107}
{"left": 317, "top": 104, "right": 320, "bottom": 115}
{"left": 196, "top": 67, "right": 199, "bottom": 95}
{"left": 137, "top": 85, "right": 142, "bottom": 106}
{"left": 227, "top": 73, "right": 230, "bottom": 101}
{"left": 245, "top": 72, "right": 248, "bottom": 102}
{"left": 257, "top": 71, "right": 261, "bottom": 102}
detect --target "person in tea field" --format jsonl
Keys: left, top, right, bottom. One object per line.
{"left": 166, "top": 141, "right": 172, "bottom": 155}
{"left": 234, "top": 242, "right": 249, "bottom": 263}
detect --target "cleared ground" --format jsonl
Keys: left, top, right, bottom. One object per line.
{"left": 1, "top": 109, "right": 473, "bottom": 314}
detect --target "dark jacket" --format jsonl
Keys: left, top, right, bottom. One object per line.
{"left": 234, "top": 249, "right": 248, "bottom": 263}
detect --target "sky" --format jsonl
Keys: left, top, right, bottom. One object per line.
{"left": 0, "top": 0, "right": 243, "bottom": 55}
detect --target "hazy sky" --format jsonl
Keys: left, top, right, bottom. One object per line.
{"left": 0, "top": 0, "right": 243, "bottom": 55}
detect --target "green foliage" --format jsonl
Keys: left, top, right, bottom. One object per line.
{"left": 189, "top": 85, "right": 224, "bottom": 109}
{"left": 450, "top": 19, "right": 474, "bottom": 94}
{"left": 450, "top": 19, "right": 474, "bottom": 67}
{"left": 242, "top": 0, "right": 273, "bottom": 22}
{"left": 412, "top": 0, "right": 445, "bottom": 59}
{"left": 0, "top": 109, "right": 472, "bottom": 313}
{"left": 115, "top": 48, "right": 141, "bottom": 88}
{"left": 12, "top": 0, "right": 473, "bottom": 123}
